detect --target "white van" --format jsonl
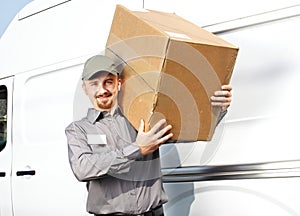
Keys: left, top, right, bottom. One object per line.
{"left": 0, "top": 0, "right": 300, "bottom": 215}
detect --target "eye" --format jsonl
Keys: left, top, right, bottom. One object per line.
{"left": 105, "top": 79, "right": 114, "bottom": 85}
{"left": 89, "top": 81, "right": 98, "bottom": 86}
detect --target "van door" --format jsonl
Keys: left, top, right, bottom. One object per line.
{"left": 10, "top": 62, "right": 89, "bottom": 216}
{"left": 0, "top": 77, "right": 14, "bottom": 216}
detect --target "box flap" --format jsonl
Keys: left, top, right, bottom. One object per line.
{"left": 132, "top": 9, "right": 238, "bottom": 48}
{"left": 106, "top": 5, "right": 166, "bottom": 47}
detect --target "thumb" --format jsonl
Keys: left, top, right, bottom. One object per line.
{"left": 138, "top": 119, "right": 145, "bottom": 133}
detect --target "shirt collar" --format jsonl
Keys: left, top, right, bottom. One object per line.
{"left": 86, "top": 107, "right": 123, "bottom": 124}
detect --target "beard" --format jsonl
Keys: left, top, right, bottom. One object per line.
{"left": 94, "top": 92, "right": 115, "bottom": 110}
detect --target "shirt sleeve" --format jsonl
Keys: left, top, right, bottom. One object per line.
{"left": 216, "top": 110, "right": 228, "bottom": 126}
{"left": 65, "top": 122, "right": 142, "bottom": 182}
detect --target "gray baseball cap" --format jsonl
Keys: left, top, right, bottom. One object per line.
{"left": 82, "top": 55, "right": 119, "bottom": 80}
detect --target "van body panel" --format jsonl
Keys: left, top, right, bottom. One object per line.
{"left": 164, "top": 177, "right": 300, "bottom": 216}
{"left": 1, "top": 0, "right": 300, "bottom": 215}
{"left": 0, "top": 0, "right": 143, "bottom": 79}
{"left": 144, "top": 0, "right": 300, "bottom": 27}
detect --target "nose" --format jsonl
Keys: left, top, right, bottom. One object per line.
{"left": 97, "top": 83, "right": 108, "bottom": 95}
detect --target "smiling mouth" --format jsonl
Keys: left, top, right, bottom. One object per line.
{"left": 98, "top": 97, "right": 109, "bottom": 103}
{"left": 96, "top": 94, "right": 112, "bottom": 102}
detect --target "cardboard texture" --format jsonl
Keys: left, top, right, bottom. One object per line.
{"left": 106, "top": 5, "right": 238, "bottom": 141}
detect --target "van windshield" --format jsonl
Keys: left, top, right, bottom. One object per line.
{"left": 0, "top": 86, "right": 7, "bottom": 152}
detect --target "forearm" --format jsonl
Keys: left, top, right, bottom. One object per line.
{"left": 66, "top": 123, "right": 142, "bottom": 182}
{"left": 68, "top": 149, "right": 133, "bottom": 181}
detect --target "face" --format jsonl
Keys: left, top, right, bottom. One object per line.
{"left": 82, "top": 72, "right": 121, "bottom": 112}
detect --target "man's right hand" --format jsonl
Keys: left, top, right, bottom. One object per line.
{"left": 136, "top": 119, "right": 173, "bottom": 156}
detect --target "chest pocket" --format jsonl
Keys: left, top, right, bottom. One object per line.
{"left": 87, "top": 134, "right": 109, "bottom": 153}
{"left": 87, "top": 134, "right": 107, "bottom": 145}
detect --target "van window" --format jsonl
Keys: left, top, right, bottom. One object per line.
{"left": 0, "top": 86, "right": 7, "bottom": 152}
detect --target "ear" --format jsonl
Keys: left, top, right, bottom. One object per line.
{"left": 82, "top": 82, "right": 88, "bottom": 95}
{"left": 117, "top": 79, "right": 122, "bottom": 91}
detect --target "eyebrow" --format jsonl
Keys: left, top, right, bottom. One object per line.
{"left": 105, "top": 77, "right": 114, "bottom": 81}
{"left": 87, "top": 74, "right": 115, "bottom": 83}
{"left": 87, "top": 80, "right": 98, "bottom": 85}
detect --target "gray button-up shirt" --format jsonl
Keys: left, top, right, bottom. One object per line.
{"left": 65, "top": 107, "right": 167, "bottom": 215}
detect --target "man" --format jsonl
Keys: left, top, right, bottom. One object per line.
{"left": 65, "top": 55, "right": 232, "bottom": 216}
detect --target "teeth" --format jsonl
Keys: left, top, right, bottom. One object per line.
{"left": 97, "top": 97, "right": 109, "bottom": 102}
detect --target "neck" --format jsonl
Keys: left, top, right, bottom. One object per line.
{"left": 109, "top": 103, "right": 118, "bottom": 115}
{"left": 94, "top": 102, "right": 118, "bottom": 115}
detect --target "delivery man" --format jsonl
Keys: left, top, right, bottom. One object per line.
{"left": 65, "top": 55, "right": 232, "bottom": 216}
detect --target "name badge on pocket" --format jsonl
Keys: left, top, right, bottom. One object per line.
{"left": 87, "top": 134, "right": 107, "bottom": 145}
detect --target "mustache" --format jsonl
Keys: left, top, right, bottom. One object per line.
{"left": 95, "top": 92, "right": 112, "bottom": 98}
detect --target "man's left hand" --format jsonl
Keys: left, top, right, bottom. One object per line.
{"left": 211, "top": 85, "right": 233, "bottom": 112}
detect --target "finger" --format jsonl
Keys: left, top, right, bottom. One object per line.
{"left": 158, "top": 133, "right": 173, "bottom": 145}
{"left": 150, "top": 119, "right": 167, "bottom": 134}
{"left": 155, "top": 124, "right": 172, "bottom": 139}
{"left": 211, "top": 95, "right": 232, "bottom": 102}
{"left": 221, "top": 84, "right": 232, "bottom": 91}
{"left": 211, "top": 101, "right": 231, "bottom": 106}
{"left": 138, "top": 119, "right": 145, "bottom": 133}
{"left": 213, "top": 90, "right": 232, "bottom": 98}
{"left": 211, "top": 101, "right": 231, "bottom": 109}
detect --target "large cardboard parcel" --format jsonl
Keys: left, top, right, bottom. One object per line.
{"left": 106, "top": 5, "right": 238, "bottom": 141}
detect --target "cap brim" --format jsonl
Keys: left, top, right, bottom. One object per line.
{"left": 82, "top": 69, "right": 119, "bottom": 80}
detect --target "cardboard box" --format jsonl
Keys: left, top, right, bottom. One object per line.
{"left": 106, "top": 5, "right": 238, "bottom": 141}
